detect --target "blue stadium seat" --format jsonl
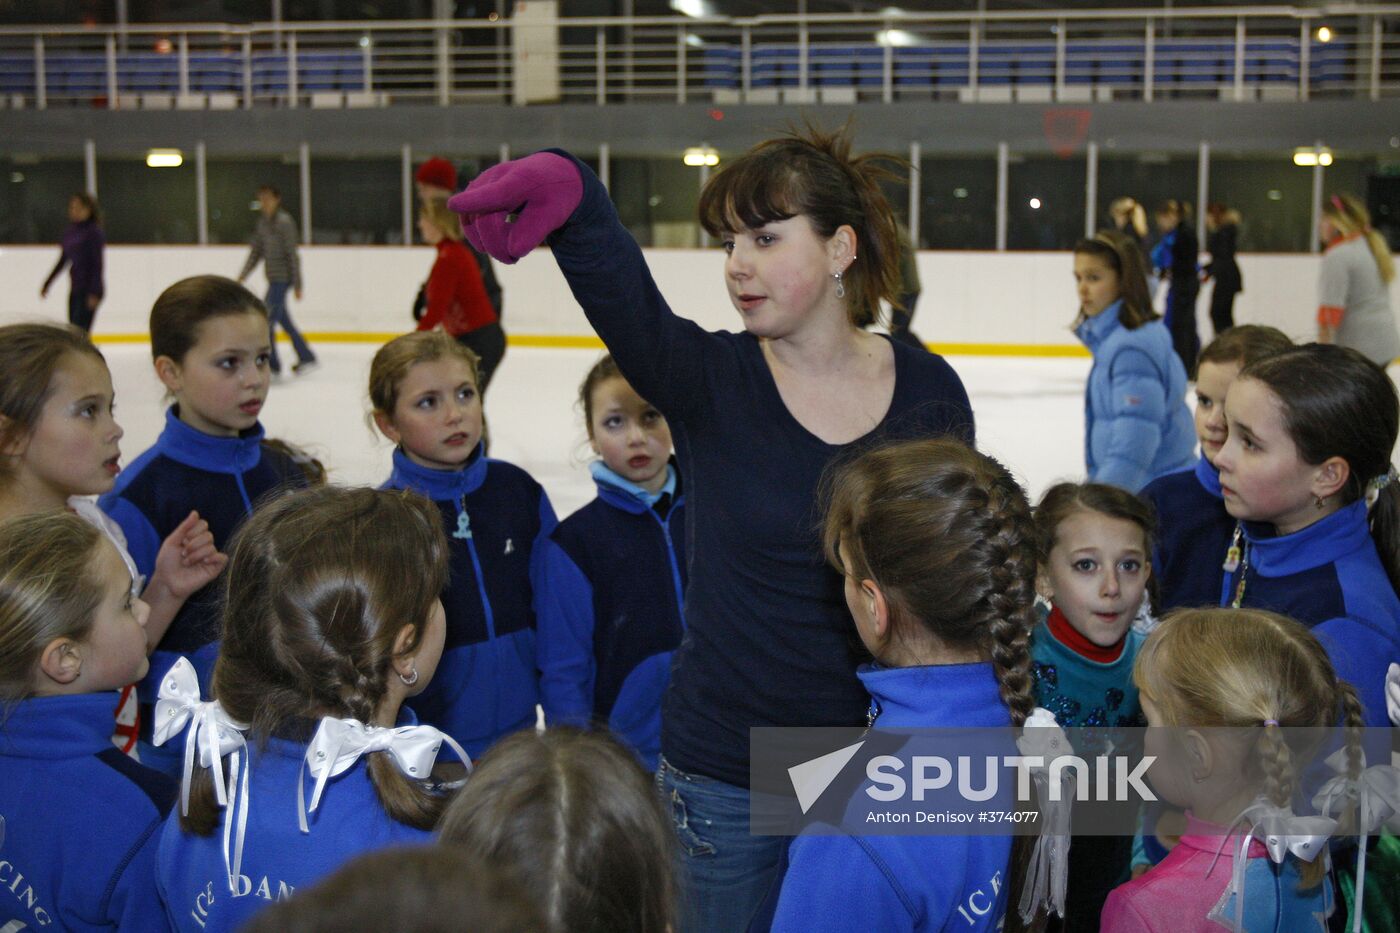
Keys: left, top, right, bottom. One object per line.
{"left": 750, "top": 45, "right": 799, "bottom": 88}
{"left": 118, "top": 53, "right": 178, "bottom": 94}
{"left": 190, "top": 53, "right": 241, "bottom": 93}
{"left": 0, "top": 54, "right": 37, "bottom": 95}
{"left": 701, "top": 46, "right": 740, "bottom": 89}
{"left": 45, "top": 54, "right": 106, "bottom": 98}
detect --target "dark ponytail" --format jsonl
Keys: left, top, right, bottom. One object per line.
{"left": 698, "top": 121, "right": 903, "bottom": 329}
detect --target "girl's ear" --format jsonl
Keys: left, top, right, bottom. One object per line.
{"left": 1035, "top": 568, "right": 1054, "bottom": 603}
{"left": 828, "top": 224, "right": 858, "bottom": 274}
{"left": 1184, "top": 729, "right": 1214, "bottom": 783}
{"left": 390, "top": 621, "right": 420, "bottom": 676}
{"left": 0, "top": 415, "right": 29, "bottom": 459}
{"left": 372, "top": 410, "right": 402, "bottom": 446}
{"left": 863, "top": 578, "right": 891, "bottom": 643}
{"left": 1311, "top": 456, "right": 1351, "bottom": 502}
{"left": 37, "top": 637, "right": 83, "bottom": 689}
{"left": 153, "top": 355, "right": 182, "bottom": 394}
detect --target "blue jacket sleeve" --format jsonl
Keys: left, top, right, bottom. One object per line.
{"left": 99, "top": 495, "right": 162, "bottom": 582}
{"left": 109, "top": 819, "right": 173, "bottom": 932}
{"left": 1092, "top": 349, "right": 1168, "bottom": 492}
{"left": 535, "top": 538, "right": 598, "bottom": 727}
{"left": 772, "top": 835, "right": 914, "bottom": 933}
{"left": 1314, "top": 616, "right": 1397, "bottom": 729}
{"left": 544, "top": 150, "right": 721, "bottom": 425}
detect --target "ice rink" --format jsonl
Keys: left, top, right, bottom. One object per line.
{"left": 97, "top": 342, "right": 1095, "bottom": 518}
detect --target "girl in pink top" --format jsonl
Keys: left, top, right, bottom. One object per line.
{"left": 1102, "top": 608, "right": 1362, "bottom": 932}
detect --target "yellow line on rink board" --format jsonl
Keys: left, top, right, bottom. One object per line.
{"left": 90, "top": 332, "right": 1091, "bottom": 357}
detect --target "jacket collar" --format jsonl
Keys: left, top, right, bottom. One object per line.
{"left": 857, "top": 662, "right": 1004, "bottom": 729}
{"left": 1195, "top": 456, "right": 1223, "bottom": 499}
{"left": 1242, "top": 499, "right": 1371, "bottom": 577}
{"left": 387, "top": 444, "right": 488, "bottom": 500}
{"left": 1074, "top": 299, "right": 1124, "bottom": 351}
{"left": 0, "top": 693, "right": 123, "bottom": 758}
{"left": 158, "top": 405, "right": 265, "bottom": 474}
{"left": 590, "top": 460, "right": 678, "bottom": 514}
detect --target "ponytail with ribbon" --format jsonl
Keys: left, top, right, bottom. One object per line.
{"left": 298, "top": 716, "right": 471, "bottom": 834}
{"left": 151, "top": 657, "right": 250, "bottom": 893}
{"left": 1312, "top": 750, "right": 1400, "bottom": 933}
{"left": 1015, "top": 707, "right": 1074, "bottom": 923}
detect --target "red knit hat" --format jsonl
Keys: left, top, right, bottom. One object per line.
{"left": 415, "top": 157, "right": 457, "bottom": 193}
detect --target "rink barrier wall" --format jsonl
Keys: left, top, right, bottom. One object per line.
{"left": 3, "top": 245, "right": 1392, "bottom": 356}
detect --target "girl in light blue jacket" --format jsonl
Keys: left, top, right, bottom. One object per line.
{"left": 1073, "top": 231, "right": 1195, "bottom": 492}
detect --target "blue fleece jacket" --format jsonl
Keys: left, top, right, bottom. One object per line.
{"left": 768, "top": 663, "right": 1013, "bottom": 933}
{"left": 1075, "top": 301, "right": 1195, "bottom": 492}
{"left": 98, "top": 407, "right": 309, "bottom": 707}
{"left": 155, "top": 723, "right": 434, "bottom": 932}
{"left": 1141, "top": 457, "right": 1234, "bottom": 610}
{"left": 382, "top": 445, "right": 557, "bottom": 758}
{"left": 0, "top": 692, "right": 176, "bottom": 932}
{"left": 544, "top": 150, "right": 975, "bottom": 788}
{"left": 537, "top": 461, "right": 686, "bottom": 769}
{"left": 1222, "top": 500, "right": 1400, "bottom": 726}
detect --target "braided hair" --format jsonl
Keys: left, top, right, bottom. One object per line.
{"left": 183, "top": 485, "right": 450, "bottom": 834}
{"left": 823, "top": 437, "right": 1045, "bottom": 930}
{"left": 823, "top": 437, "right": 1038, "bottom": 723}
{"left": 1134, "top": 607, "right": 1364, "bottom": 887}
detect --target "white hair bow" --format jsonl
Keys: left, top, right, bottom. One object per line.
{"left": 1223, "top": 799, "right": 1337, "bottom": 933}
{"left": 298, "top": 717, "right": 470, "bottom": 833}
{"left": 1015, "top": 707, "right": 1074, "bottom": 923}
{"left": 1311, "top": 752, "right": 1400, "bottom": 933}
{"left": 151, "top": 657, "right": 251, "bottom": 894}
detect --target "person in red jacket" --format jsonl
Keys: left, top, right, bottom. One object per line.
{"left": 417, "top": 197, "right": 507, "bottom": 393}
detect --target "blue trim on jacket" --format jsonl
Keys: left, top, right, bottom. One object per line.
{"left": 155, "top": 724, "right": 432, "bottom": 932}
{"left": 1223, "top": 500, "right": 1400, "bottom": 726}
{"left": 1076, "top": 301, "right": 1196, "bottom": 492}
{"left": 767, "top": 664, "right": 1013, "bottom": 933}
{"left": 99, "top": 406, "right": 309, "bottom": 707}
{"left": 382, "top": 445, "right": 557, "bottom": 758}
{"left": 538, "top": 461, "right": 687, "bottom": 769}
{"left": 0, "top": 693, "right": 175, "bottom": 932}
{"left": 1142, "top": 457, "right": 1234, "bottom": 610}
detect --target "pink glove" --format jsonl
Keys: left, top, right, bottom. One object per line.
{"left": 447, "top": 152, "right": 584, "bottom": 264}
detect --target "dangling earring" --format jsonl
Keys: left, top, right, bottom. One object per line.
{"left": 1315, "top": 494, "right": 1327, "bottom": 510}
{"left": 832, "top": 271, "right": 845, "bottom": 300}
{"left": 398, "top": 667, "right": 419, "bottom": 686}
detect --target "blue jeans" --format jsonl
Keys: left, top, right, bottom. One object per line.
{"left": 657, "top": 756, "right": 785, "bottom": 933}
{"left": 265, "top": 281, "right": 315, "bottom": 372}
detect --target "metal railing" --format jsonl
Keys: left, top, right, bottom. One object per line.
{"left": 1, "top": 5, "right": 1397, "bottom": 110}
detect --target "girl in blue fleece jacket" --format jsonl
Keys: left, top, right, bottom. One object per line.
{"left": 536, "top": 354, "right": 686, "bottom": 769}
{"left": 371, "top": 331, "right": 557, "bottom": 759}
{"left": 0, "top": 510, "right": 176, "bottom": 933}
{"left": 1140, "top": 325, "right": 1293, "bottom": 611}
{"left": 99, "top": 276, "right": 310, "bottom": 774}
{"left": 1215, "top": 343, "right": 1400, "bottom": 727}
{"left": 767, "top": 439, "right": 1046, "bottom": 933}
{"left": 156, "top": 486, "right": 465, "bottom": 933}
{"left": 1073, "top": 232, "right": 1195, "bottom": 492}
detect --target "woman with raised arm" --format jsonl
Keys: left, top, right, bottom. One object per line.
{"left": 451, "top": 127, "right": 974, "bottom": 932}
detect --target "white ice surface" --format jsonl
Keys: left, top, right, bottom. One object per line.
{"left": 99, "top": 343, "right": 1094, "bottom": 519}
